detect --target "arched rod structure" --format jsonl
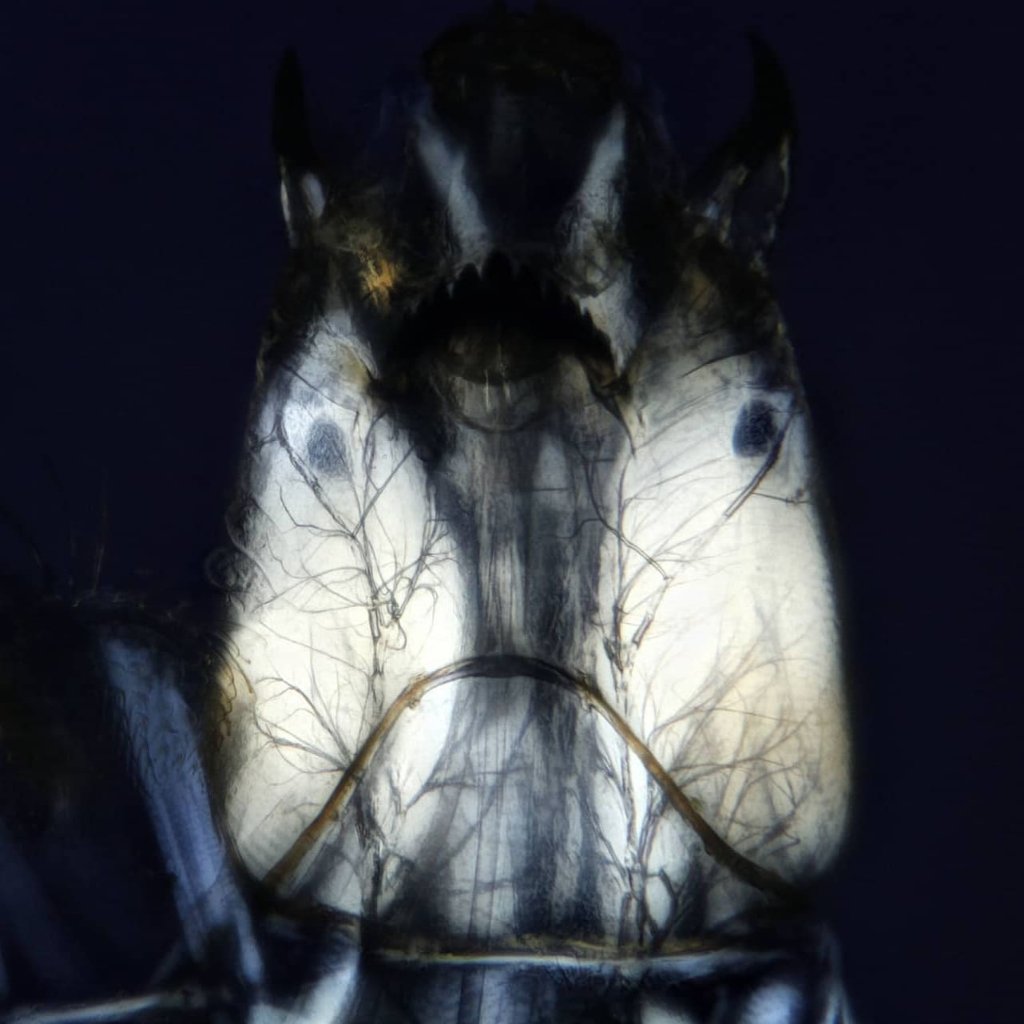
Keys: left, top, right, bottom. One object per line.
{"left": 262, "top": 654, "right": 801, "bottom": 904}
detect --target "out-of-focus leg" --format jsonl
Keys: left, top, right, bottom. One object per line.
{"left": 102, "top": 633, "right": 264, "bottom": 1001}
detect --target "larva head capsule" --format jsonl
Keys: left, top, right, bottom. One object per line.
{"left": 215, "top": 6, "right": 851, "bottom": 952}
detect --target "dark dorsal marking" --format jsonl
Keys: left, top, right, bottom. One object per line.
{"left": 732, "top": 399, "right": 778, "bottom": 457}
{"left": 306, "top": 420, "right": 347, "bottom": 476}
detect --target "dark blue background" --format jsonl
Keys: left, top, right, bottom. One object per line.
{"left": 2, "top": 2, "right": 1020, "bottom": 1020}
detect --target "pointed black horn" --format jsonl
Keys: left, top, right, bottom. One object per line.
{"left": 272, "top": 49, "right": 325, "bottom": 244}
{"left": 273, "top": 48, "right": 317, "bottom": 170}
{"left": 734, "top": 32, "right": 796, "bottom": 168}
{"left": 688, "top": 34, "right": 795, "bottom": 262}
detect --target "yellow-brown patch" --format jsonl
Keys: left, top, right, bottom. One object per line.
{"left": 359, "top": 252, "right": 400, "bottom": 311}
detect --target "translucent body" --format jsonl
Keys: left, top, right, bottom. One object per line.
{"left": 218, "top": 100, "right": 850, "bottom": 945}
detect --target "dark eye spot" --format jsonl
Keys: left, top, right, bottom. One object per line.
{"left": 732, "top": 399, "right": 778, "bottom": 457}
{"left": 306, "top": 420, "right": 347, "bottom": 476}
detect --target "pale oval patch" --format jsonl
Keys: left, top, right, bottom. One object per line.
{"left": 592, "top": 347, "right": 849, "bottom": 906}
{"left": 218, "top": 325, "right": 470, "bottom": 880}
